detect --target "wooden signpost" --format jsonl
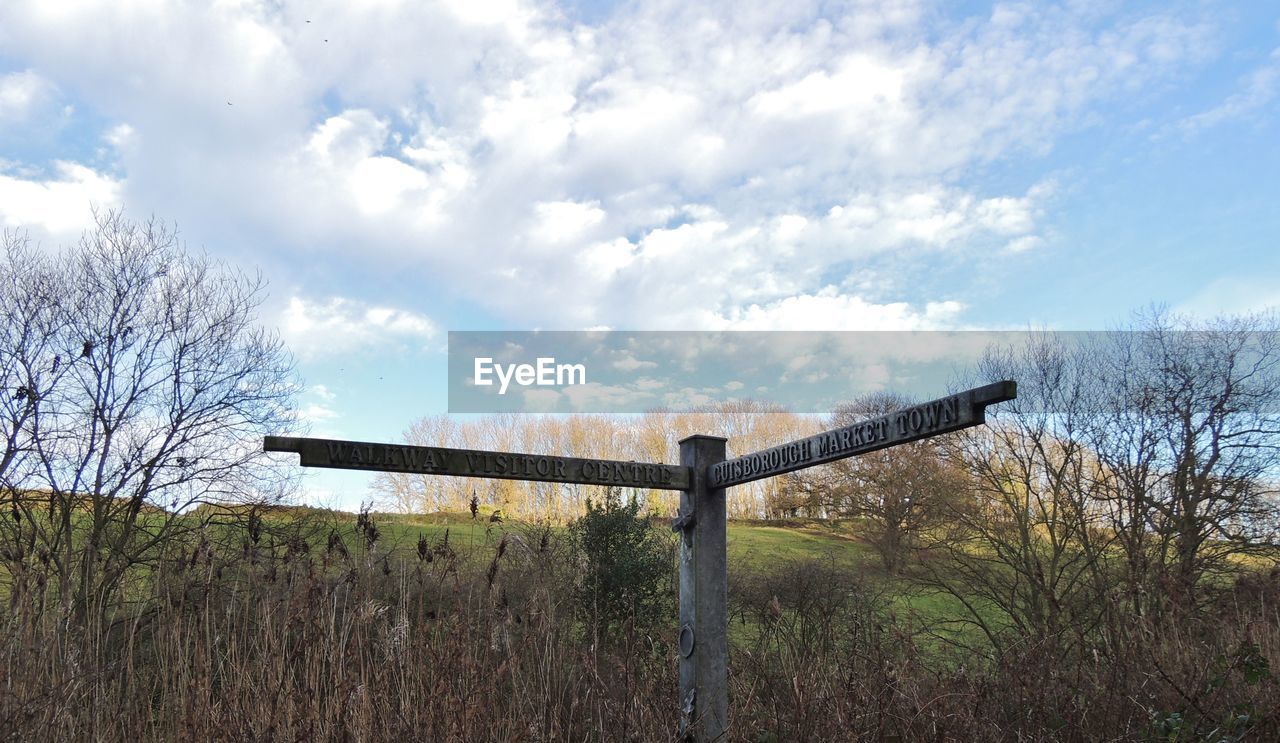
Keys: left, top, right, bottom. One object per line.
{"left": 264, "top": 380, "right": 1015, "bottom": 742}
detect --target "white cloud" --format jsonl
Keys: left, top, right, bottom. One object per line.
{"left": 289, "top": 384, "right": 342, "bottom": 438}
{"left": 103, "top": 123, "right": 135, "bottom": 148}
{"left": 821, "top": 185, "right": 1046, "bottom": 251}
{"left": 300, "top": 109, "right": 465, "bottom": 221}
{"left": 280, "top": 295, "right": 437, "bottom": 359}
{"left": 1004, "top": 235, "right": 1043, "bottom": 254}
{"left": 725, "top": 289, "right": 965, "bottom": 331}
{"left": 634, "top": 377, "right": 666, "bottom": 391}
{"left": 532, "top": 199, "right": 605, "bottom": 243}
{"left": 0, "top": 1, "right": 1218, "bottom": 331}
{"left": 0, "top": 161, "right": 121, "bottom": 242}
{"left": 446, "top": 0, "right": 540, "bottom": 37}
{"left": 611, "top": 353, "right": 658, "bottom": 372}
{"left": 308, "top": 110, "right": 388, "bottom": 166}
{"left": 578, "top": 237, "right": 636, "bottom": 276}
{"left": 747, "top": 53, "right": 908, "bottom": 119}
{"left": 299, "top": 402, "right": 338, "bottom": 423}
{"left": 1177, "top": 48, "right": 1280, "bottom": 135}
{"left": 1176, "top": 277, "right": 1280, "bottom": 319}
{"left": 0, "top": 69, "right": 55, "bottom": 121}
{"left": 559, "top": 380, "right": 655, "bottom": 410}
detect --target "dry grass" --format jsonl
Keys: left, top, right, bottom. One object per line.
{"left": 2, "top": 513, "right": 1278, "bottom": 741}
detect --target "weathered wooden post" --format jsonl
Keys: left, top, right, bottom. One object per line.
{"left": 674, "top": 434, "right": 728, "bottom": 741}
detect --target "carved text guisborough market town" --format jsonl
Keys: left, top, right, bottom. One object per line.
{"left": 709, "top": 393, "right": 964, "bottom": 488}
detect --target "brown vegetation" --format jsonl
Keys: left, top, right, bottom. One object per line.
{"left": 3, "top": 512, "right": 1277, "bottom": 741}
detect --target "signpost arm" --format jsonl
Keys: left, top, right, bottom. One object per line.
{"left": 676, "top": 435, "right": 728, "bottom": 742}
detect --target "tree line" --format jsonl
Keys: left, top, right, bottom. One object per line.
{"left": 372, "top": 403, "right": 822, "bottom": 520}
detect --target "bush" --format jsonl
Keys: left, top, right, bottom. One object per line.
{"left": 569, "top": 489, "right": 675, "bottom": 640}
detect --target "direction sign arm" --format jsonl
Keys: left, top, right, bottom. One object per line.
{"left": 971, "top": 380, "right": 1017, "bottom": 408}
{"left": 708, "top": 381, "right": 1017, "bottom": 489}
{"left": 263, "top": 435, "right": 692, "bottom": 490}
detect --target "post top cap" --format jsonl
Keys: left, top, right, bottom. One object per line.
{"left": 677, "top": 434, "right": 729, "bottom": 444}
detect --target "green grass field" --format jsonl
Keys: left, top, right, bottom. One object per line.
{"left": 360, "top": 509, "right": 977, "bottom": 640}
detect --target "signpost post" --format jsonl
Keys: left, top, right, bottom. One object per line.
{"left": 264, "top": 379, "right": 1015, "bottom": 742}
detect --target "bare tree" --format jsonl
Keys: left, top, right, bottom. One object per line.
{"left": 922, "top": 316, "right": 1280, "bottom": 658}
{"left": 1087, "top": 309, "right": 1280, "bottom": 614}
{"left": 0, "top": 212, "right": 299, "bottom": 622}
{"left": 780, "top": 392, "right": 965, "bottom": 573}
{"left": 921, "top": 334, "right": 1115, "bottom": 658}
{"left": 0, "top": 232, "right": 69, "bottom": 610}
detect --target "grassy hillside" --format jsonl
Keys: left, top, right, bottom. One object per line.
{"left": 351, "top": 508, "right": 876, "bottom": 566}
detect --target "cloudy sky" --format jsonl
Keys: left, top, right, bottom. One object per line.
{"left": 2, "top": 0, "right": 1277, "bottom": 507}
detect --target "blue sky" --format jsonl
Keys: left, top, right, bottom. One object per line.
{"left": 2, "top": 0, "right": 1277, "bottom": 509}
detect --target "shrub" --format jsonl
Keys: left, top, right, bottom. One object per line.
{"left": 569, "top": 489, "right": 675, "bottom": 641}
